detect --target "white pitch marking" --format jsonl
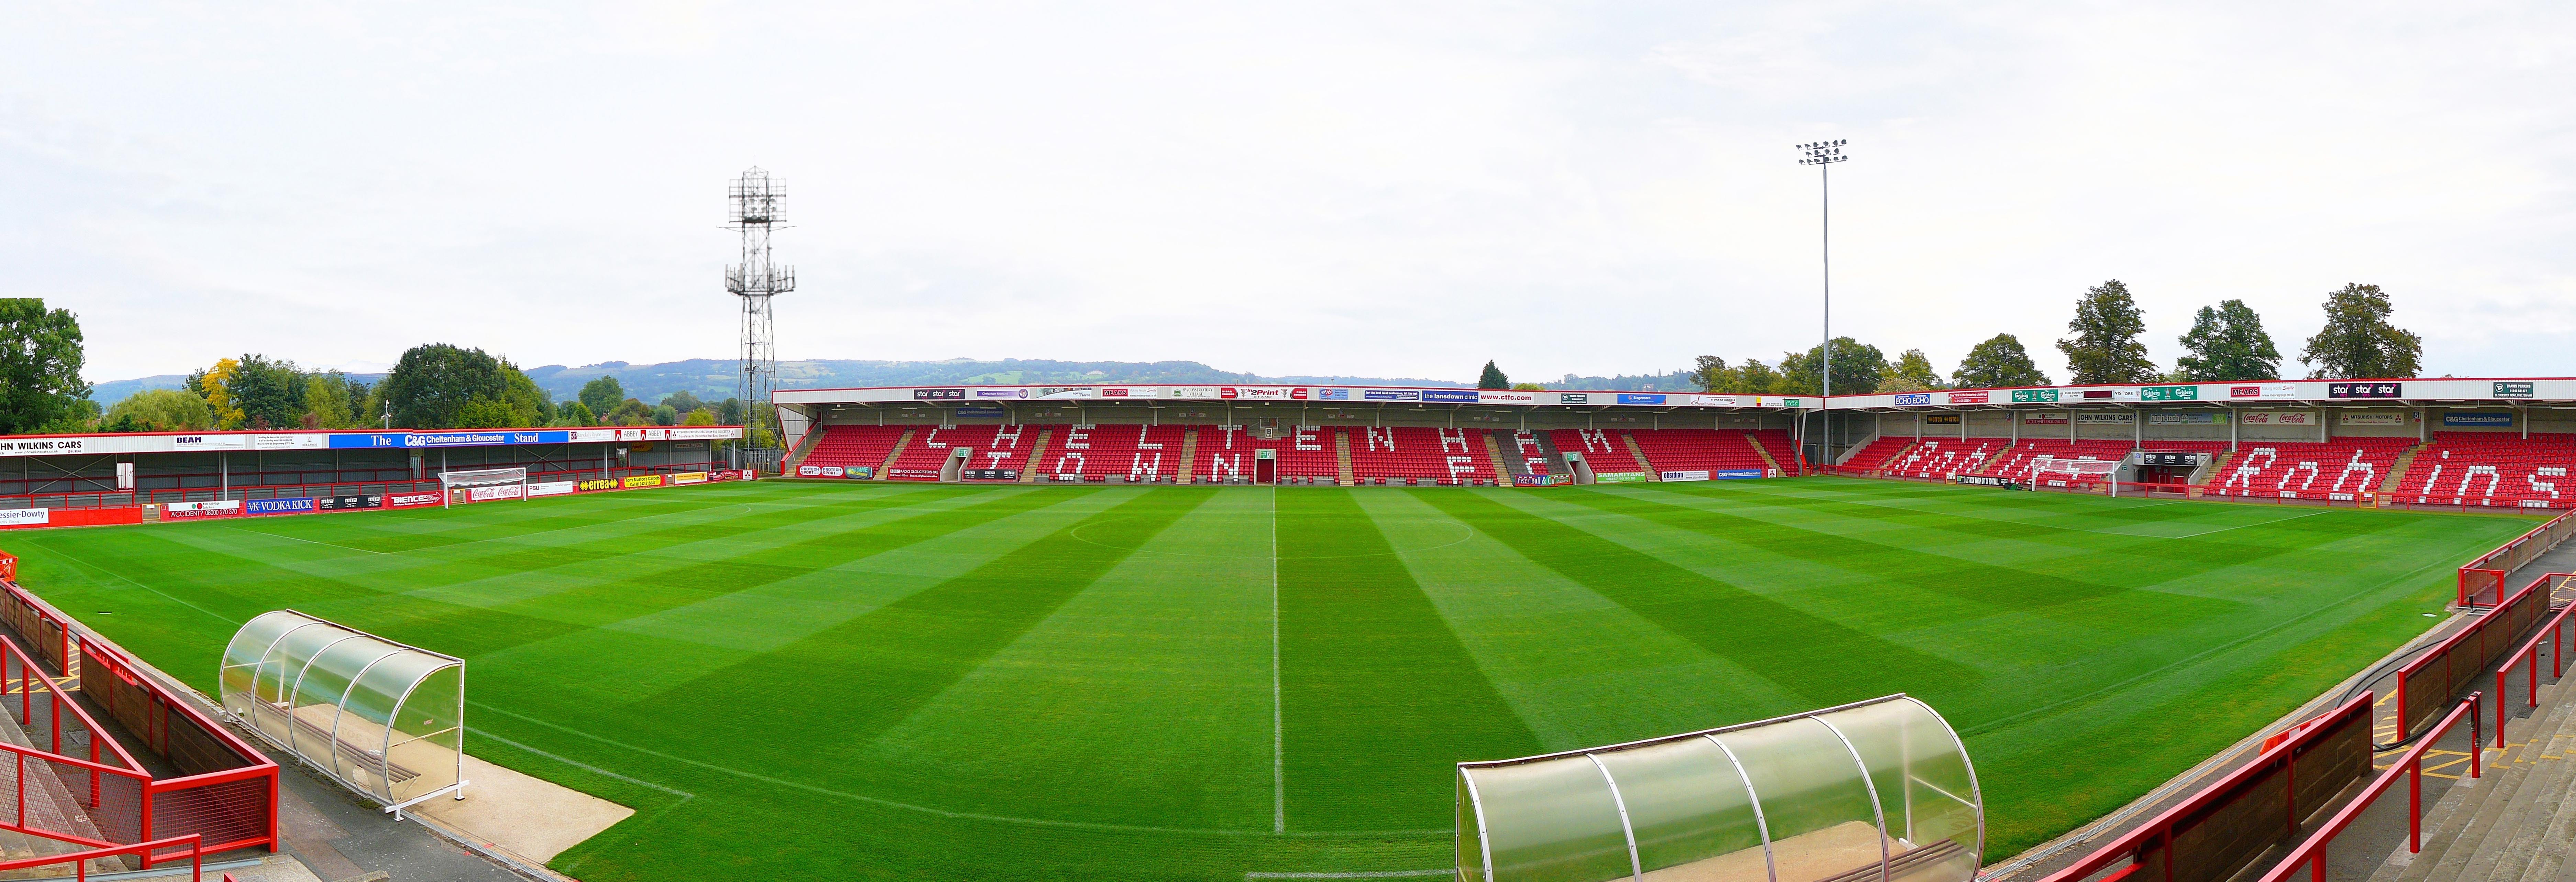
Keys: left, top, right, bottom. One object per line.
{"left": 1272, "top": 484, "right": 1286, "bottom": 835}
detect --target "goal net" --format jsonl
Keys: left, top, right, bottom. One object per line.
{"left": 2030, "top": 457, "right": 2120, "bottom": 493}
{"left": 439, "top": 467, "right": 528, "bottom": 508}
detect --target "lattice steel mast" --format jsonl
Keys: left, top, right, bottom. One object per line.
{"left": 726, "top": 167, "right": 793, "bottom": 454}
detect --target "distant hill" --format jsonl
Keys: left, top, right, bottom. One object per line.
{"left": 91, "top": 357, "right": 1698, "bottom": 410}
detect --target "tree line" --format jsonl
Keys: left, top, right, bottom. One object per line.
{"left": 1688, "top": 281, "right": 2423, "bottom": 395}
{"left": 0, "top": 305, "right": 756, "bottom": 436}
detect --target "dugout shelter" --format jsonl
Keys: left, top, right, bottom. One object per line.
{"left": 1456, "top": 694, "right": 1981, "bottom": 882}
{"left": 221, "top": 610, "right": 467, "bottom": 816}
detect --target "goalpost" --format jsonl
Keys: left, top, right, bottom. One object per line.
{"left": 439, "top": 467, "right": 529, "bottom": 508}
{"left": 2030, "top": 457, "right": 2122, "bottom": 495}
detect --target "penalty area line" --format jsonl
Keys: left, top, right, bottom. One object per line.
{"left": 1247, "top": 871, "right": 1452, "bottom": 879}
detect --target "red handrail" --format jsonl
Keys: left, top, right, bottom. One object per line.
{"left": 2257, "top": 695, "right": 2481, "bottom": 882}
{"left": 2490, "top": 574, "right": 2575, "bottom": 748}
{"left": 0, "top": 833, "right": 204, "bottom": 880}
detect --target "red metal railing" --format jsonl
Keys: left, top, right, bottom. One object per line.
{"left": 0, "top": 833, "right": 208, "bottom": 881}
{"left": 2397, "top": 575, "right": 2547, "bottom": 739}
{"left": 2032, "top": 692, "right": 2377, "bottom": 882}
{"left": 2255, "top": 695, "right": 2481, "bottom": 882}
{"left": 2460, "top": 511, "right": 2576, "bottom": 607}
{"left": 2489, "top": 576, "right": 2574, "bottom": 748}
{"left": 0, "top": 581, "right": 279, "bottom": 864}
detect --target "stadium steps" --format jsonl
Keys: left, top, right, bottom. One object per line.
{"left": 1176, "top": 429, "right": 1197, "bottom": 482}
{"left": 2385, "top": 441, "right": 2435, "bottom": 495}
{"left": 1479, "top": 431, "right": 1513, "bottom": 483}
{"left": 875, "top": 429, "right": 917, "bottom": 480}
{"left": 0, "top": 704, "right": 129, "bottom": 874}
{"left": 1747, "top": 433, "right": 1785, "bottom": 475}
{"left": 780, "top": 428, "right": 821, "bottom": 475}
{"left": 1621, "top": 432, "right": 1659, "bottom": 480}
{"left": 2195, "top": 450, "right": 2233, "bottom": 487}
{"left": 1529, "top": 430, "right": 1568, "bottom": 478}
{"left": 2382, "top": 685, "right": 2576, "bottom": 882}
{"left": 1019, "top": 429, "right": 1054, "bottom": 484}
{"left": 1335, "top": 429, "right": 1354, "bottom": 486}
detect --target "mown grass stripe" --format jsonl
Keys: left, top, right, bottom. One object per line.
{"left": 1277, "top": 490, "right": 1541, "bottom": 833}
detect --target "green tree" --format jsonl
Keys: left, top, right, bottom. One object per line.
{"left": 103, "top": 388, "right": 215, "bottom": 431}
{"left": 380, "top": 343, "right": 508, "bottom": 428}
{"left": 2174, "top": 300, "right": 2281, "bottom": 381}
{"left": 1477, "top": 361, "right": 1509, "bottom": 389}
{"left": 453, "top": 396, "right": 522, "bottom": 429}
{"left": 1953, "top": 334, "right": 2052, "bottom": 389}
{"left": 1776, "top": 337, "right": 1887, "bottom": 396}
{"left": 186, "top": 357, "right": 246, "bottom": 428}
{"left": 1878, "top": 349, "right": 1948, "bottom": 393}
{"left": 557, "top": 401, "right": 599, "bottom": 427}
{"left": 606, "top": 397, "right": 653, "bottom": 426}
{"left": 501, "top": 363, "right": 554, "bottom": 427}
{"left": 2300, "top": 283, "right": 2422, "bottom": 379}
{"left": 226, "top": 354, "right": 307, "bottom": 430}
{"left": 717, "top": 397, "right": 745, "bottom": 426}
{"left": 0, "top": 299, "right": 93, "bottom": 435}
{"left": 578, "top": 376, "right": 625, "bottom": 416}
{"left": 2057, "top": 279, "right": 2158, "bottom": 384}
{"left": 652, "top": 404, "right": 680, "bottom": 426}
{"left": 661, "top": 390, "right": 705, "bottom": 414}
{"left": 682, "top": 407, "right": 718, "bottom": 426}
{"left": 303, "top": 372, "right": 359, "bottom": 429}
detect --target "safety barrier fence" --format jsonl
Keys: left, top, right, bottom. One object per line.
{"left": 0, "top": 581, "right": 277, "bottom": 866}
{"left": 2459, "top": 510, "right": 2576, "bottom": 607}
{"left": 2253, "top": 696, "right": 2481, "bottom": 882}
{"left": 2489, "top": 576, "right": 2575, "bottom": 748}
{"left": 2398, "top": 575, "right": 2547, "bottom": 739}
{"left": 0, "top": 462, "right": 729, "bottom": 513}
{"left": 0, "top": 833, "right": 209, "bottom": 881}
{"left": 2031, "top": 692, "right": 2375, "bottom": 882}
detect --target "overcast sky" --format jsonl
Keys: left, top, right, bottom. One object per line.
{"left": 7, "top": 2, "right": 2572, "bottom": 386}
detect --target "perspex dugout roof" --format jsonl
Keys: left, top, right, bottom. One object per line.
{"left": 220, "top": 610, "right": 467, "bottom": 815}
{"left": 1457, "top": 694, "right": 1981, "bottom": 882}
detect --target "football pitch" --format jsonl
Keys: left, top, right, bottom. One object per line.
{"left": 0, "top": 478, "right": 2539, "bottom": 881}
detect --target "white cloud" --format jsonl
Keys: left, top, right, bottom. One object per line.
{"left": 5, "top": 1, "right": 2571, "bottom": 384}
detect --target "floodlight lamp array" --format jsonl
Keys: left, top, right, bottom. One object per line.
{"left": 1796, "top": 139, "right": 1851, "bottom": 165}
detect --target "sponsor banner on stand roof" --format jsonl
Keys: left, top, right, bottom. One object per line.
{"left": 0, "top": 509, "right": 51, "bottom": 527}
{"left": 1715, "top": 469, "right": 1767, "bottom": 480}
{"left": 2443, "top": 412, "right": 2516, "bottom": 428}
{"left": 2340, "top": 412, "right": 2408, "bottom": 426}
{"left": 1421, "top": 389, "right": 1480, "bottom": 404}
{"left": 1037, "top": 387, "right": 1096, "bottom": 400}
{"left": 2146, "top": 412, "right": 2228, "bottom": 425}
{"left": 246, "top": 497, "right": 317, "bottom": 516}
{"left": 2075, "top": 388, "right": 2140, "bottom": 402}
{"left": 1363, "top": 390, "right": 1420, "bottom": 401}
{"left": 1947, "top": 390, "right": 1990, "bottom": 405}
{"left": 1892, "top": 393, "right": 1932, "bottom": 406}
{"left": 672, "top": 472, "right": 710, "bottom": 485}
{"left": 2240, "top": 411, "right": 2317, "bottom": 425}
{"left": 622, "top": 475, "right": 665, "bottom": 489}
{"left": 386, "top": 492, "right": 442, "bottom": 508}
{"left": 971, "top": 388, "right": 1029, "bottom": 399}
{"left": 2011, "top": 389, "right": 2060, "bottom": 403}
{"left": 528, "top": 482, "right": 576, "bottom": 498}
{"left": 1, "top": 438, "right": 89, "bottom": 457}
{"left": 1752, "top": 396, "right": 1801, "bottom": 408}
{"left": 665, "top": 427, "right": 744, "bottom": 440}
{"left": 1687, "top": 395, "right": 1737, "bottom": 406}
{"left": 2142, "top": 385, "right": 2200, "bottom": 401}
{"left": 1097, "top": 387, "right": 1157, "bottom": 399}
{"left": 1660, "top": 470, "right": 1711, "bottom": 482}
{"left": 1617, "top": 393, "right": 1667, "bottom": 405}
{"left": 163, "top": 500, "right": 244, "bottom": 519}
{"left": 914, "top": 388, "right": 964, "bottom": 400}
{"left": 1557, "top": 392, "right": 1590, "bottom": 405}
{"left": 2229, "top": 383, "right": 2301, "bottom": 399}
{"left": 2327, "top": 381, "right": 2404, "bottom": 398}
{"left": 2496, "top": 382, "right": 2536, "bottom": 398}
{"left": 1316, "top": 388, "right": 1349, "bottom": 401}
{"left": 1169, "top": 386, "right": 1220, "bottom": 399}
{"left": 1478, "top": 390, "right": 1537, "bottom": 404}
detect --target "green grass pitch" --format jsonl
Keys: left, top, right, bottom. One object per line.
{"left": 0, "top": 477, "right": 2538, "bottom": 881}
